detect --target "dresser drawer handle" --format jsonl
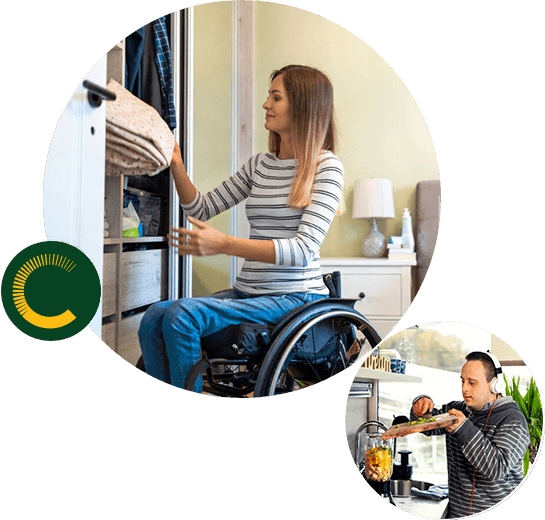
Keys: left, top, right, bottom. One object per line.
{"left": 359, "top": 292, "right": 366, "bottom": 299}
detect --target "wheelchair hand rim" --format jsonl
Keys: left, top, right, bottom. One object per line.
{"left": 257, "top": 309, "right": 380, "bottom": 396}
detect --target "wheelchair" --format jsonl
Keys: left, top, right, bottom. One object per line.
{"left": 136, "top": 272, "right": 381, "bottom": 397}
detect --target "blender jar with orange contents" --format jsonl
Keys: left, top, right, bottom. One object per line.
{"left": 363, "top": 433, "right": 394, "bottom": 483}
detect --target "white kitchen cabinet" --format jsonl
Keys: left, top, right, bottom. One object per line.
{"left": 320, "top": 257, "right": 416, "bottom": 340}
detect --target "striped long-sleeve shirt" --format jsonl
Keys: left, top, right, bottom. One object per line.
{"left": 410, "top": 396, "right": 530, "bottom": 518}
{"left": 181, "top": 151, "right": 344, "bottom": 295}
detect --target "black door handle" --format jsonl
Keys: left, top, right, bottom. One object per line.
{"left": 83, "top": 80, "right": 116, "bottom": 108}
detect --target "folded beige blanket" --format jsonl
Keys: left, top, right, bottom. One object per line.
{"left": 105, "top": 79, "right": 175, "bottom": 176}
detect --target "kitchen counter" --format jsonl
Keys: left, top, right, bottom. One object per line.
{"left": 392, "top": 495, "right": 448, "bottom": 518}
{"left": 387, "top": 478, "right": 448, "bottom": 518}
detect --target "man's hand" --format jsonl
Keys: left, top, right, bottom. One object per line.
{"left": 413, "top": 397, "right": 434, "bottom": 417}
{"left": 444, "top": 408, "right": 466, "bottom": 433}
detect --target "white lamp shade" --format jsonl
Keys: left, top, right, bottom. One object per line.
{"left": 352, "top": 178, "right": 395, "bottom": 219}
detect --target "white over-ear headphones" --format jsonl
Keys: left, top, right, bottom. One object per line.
{"left": 484, "top": 351, "right": 505, "bottom": 395}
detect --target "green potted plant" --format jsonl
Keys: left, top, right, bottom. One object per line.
{"left": 503, "top": 375, "right": 542, "bottom": 475}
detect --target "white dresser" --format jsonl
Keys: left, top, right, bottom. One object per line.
{"left": 320, "top": 257, "right": 416, "bottom": 340}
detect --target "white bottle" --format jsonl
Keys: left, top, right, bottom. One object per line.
{"left": 401, "top": 208, "right": 414, "bottom": 252}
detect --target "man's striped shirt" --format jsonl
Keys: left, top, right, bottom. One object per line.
{"left": 410, "top": 396, "right": 530, "bottom": 518}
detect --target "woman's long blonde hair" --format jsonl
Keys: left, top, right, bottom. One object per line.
{"left": 268, "top": 65, "right": 336, "bottom": 208}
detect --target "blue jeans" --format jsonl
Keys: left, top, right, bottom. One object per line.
{"left": 137, "top": 290, "right": 327, "bottom": 392}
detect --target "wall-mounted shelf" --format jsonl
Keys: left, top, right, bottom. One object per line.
{"left": 354, "top": 368, "right": 422, "bottom": 383}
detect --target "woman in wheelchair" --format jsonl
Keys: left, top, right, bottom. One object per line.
{"left": 138, "top": 65, "right": 379, "bottom": 396}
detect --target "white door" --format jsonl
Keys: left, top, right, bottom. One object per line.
{"left": 43, "top": 57, "right": 107, "bottom": 336}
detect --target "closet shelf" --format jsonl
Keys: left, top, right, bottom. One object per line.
{"left": 104, "top": 236, "right": 167, "bottom": 245}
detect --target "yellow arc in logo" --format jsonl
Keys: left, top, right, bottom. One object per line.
{"left": 19, "top": 307, "right": 76, "bottom": 329}
{"left": 12, "top": 254, "right": 77, "bottom": 330}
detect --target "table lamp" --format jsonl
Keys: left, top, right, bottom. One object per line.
{"left": 352, "top": 178, "right": 395, "bottom": 257}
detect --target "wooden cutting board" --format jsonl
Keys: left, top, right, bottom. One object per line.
{"left": 381, "top": 413, "right": 457, "bottom": 439}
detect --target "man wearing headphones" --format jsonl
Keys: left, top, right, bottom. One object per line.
{"left": 411, "top": 351, "right": 530, "bottom": 517}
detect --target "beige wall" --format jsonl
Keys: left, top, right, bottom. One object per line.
{"left": 192, "top": 1, "right": 440, "bottom": 295}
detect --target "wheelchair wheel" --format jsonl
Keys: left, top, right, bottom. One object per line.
{"left": 253, "top": 304, "right": 380, "bottom": 397}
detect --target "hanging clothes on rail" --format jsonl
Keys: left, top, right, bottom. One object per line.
{"left": 152, "top": 17, "right": 177, "bottom": 130}
{"left": 140, "top": 22, "right": 162, "bottom": 114}
{"left": 124, "top": 17, "right": 176, "bottom": 130}
{"left": 125, "top": 26, "right": 145, "bottom": 98}
{"left": 105, "top": 79, "right": 174, "bottom": 177}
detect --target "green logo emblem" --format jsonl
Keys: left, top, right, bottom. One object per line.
{"left": 2, "top": 241, "right": 101, "bottom": 341}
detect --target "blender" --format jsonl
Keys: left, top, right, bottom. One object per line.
{"left": 355, "top": 421, "right": 395, "bottom": 504}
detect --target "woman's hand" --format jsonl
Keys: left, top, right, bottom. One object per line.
{"left": 169, "top": 216, "right": 276, "bottom": 263}
{"left": 168, "top": 216, "right": 228, "bottom": 257}
{"left": 171, "top": 140, "right": 183, "bottom": 167}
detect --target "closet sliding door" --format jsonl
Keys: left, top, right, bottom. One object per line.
{"left": 192, "top": 1, "right": 254, "bottom": 293}
{"left": 191, "top": 2, "right": 241, "bottom": 296}
{"left": 177, "top": 9, "right": 193, "bottom": 300}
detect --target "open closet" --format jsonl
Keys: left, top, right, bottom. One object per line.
{"left": 42, "top": 2, "right": 252, "bottom": 359}
{"left": 101, "top": 11, "right": 192, "bottom": 365}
